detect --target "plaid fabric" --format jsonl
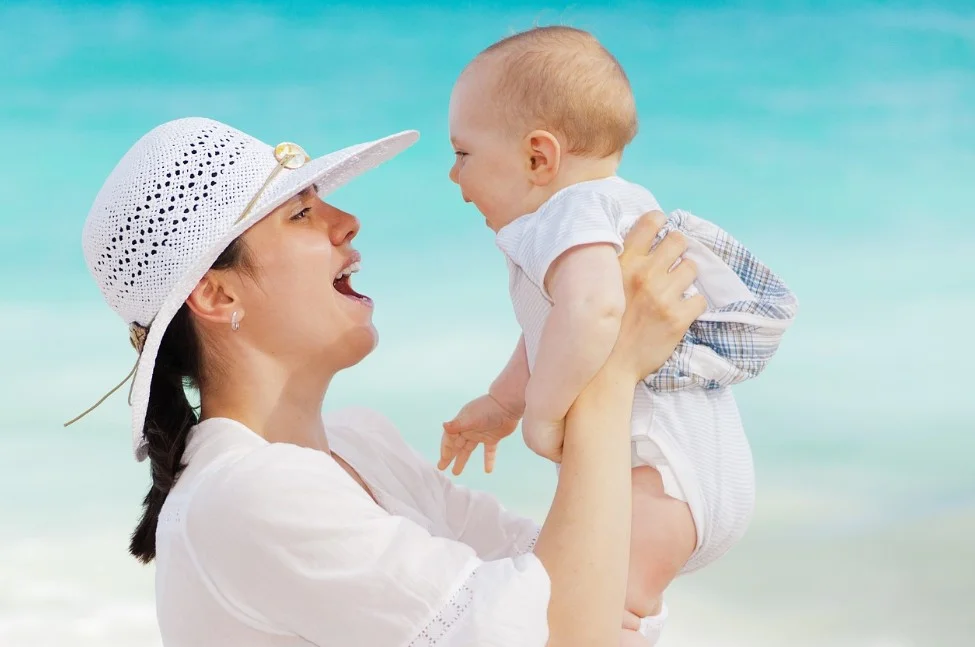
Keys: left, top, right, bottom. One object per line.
{"left": 645, "top": 210, "right": 798, "bottom": 391}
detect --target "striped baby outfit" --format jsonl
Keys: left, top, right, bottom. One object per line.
{"left": 495, "top": 176, "right": 797, "bottom": 574}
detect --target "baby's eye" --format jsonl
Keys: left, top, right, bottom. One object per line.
{"left": 454, "top": 151, "right": 468, "bottom": 158}
{"left": 290, "top": 207, "right": 312, "bottom": 221}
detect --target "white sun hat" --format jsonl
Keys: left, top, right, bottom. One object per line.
{"left": 67, "top": 117, "right": 419, "bottom": 460}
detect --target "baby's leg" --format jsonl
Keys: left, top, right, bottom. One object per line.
{"left": 624, "top": 466, "right": 697, "bottom": 641}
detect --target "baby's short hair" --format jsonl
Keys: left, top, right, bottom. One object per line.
{"left": 472, "top": 26, "right": 638, "bottom": 158}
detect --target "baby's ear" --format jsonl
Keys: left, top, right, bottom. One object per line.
{"left": 524, "top": 130, "right": 561, "bottom": 185}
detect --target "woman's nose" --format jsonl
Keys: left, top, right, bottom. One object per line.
{"left": 326, "top": 204, "right": 360, "bottom": 246}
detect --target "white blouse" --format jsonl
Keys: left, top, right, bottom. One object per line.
{"left": 154, "top": 406, "right": 548, "bottom": 646}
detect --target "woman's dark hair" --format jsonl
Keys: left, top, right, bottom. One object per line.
{"left": 129, "top": 238, "right": 252, "bottom": 564}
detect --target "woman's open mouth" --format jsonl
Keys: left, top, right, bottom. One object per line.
{"left": 333, "top": 261, "right": 372, "bottom": 307}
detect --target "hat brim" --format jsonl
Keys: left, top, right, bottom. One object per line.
{"left": 128, "top": 129, "right": 419, "bottom": 460}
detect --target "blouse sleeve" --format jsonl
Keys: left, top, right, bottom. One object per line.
{"left": 184, "top": 442, "right": 550, "bottom": 647}
{"left": 435, "top": 467, "right": 541, "bottom": 560}
{"left": 327, "top": 406, "right": 541, "bottom": 561}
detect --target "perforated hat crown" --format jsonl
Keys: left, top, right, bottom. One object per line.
{"left": 75, "top": 117, "right": 418, "bottom": 460}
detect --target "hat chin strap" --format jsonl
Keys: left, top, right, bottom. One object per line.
{"left": 62, "top": 359, "right": 140, "bottom": 427}
{"left": 62, "top": 322, "right": 147, "bottom": 427}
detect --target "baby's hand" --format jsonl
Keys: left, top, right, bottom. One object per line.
{"left": 438, "top": 394, "right": 521, "bottom": 475}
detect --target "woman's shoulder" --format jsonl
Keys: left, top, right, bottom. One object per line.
{"left": 325, "top": 405, "right": 417, "bottom": 459}
{"left": 177, "top": 410, "right": 435, "bottom": 544}
{"left": 181, "top": 420, "right": 378, "bottom": 535}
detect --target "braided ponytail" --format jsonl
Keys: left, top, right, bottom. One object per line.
{"left": 129, "top": 239, "right": 251, "bottom": 563}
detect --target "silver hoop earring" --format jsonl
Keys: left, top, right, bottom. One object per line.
{"left": 231, "top": 311, "right": 240, "bottom": 331}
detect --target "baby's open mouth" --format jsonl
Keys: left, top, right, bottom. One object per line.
{"left": 333, "top": 261, "right": 372, "bottom": 305}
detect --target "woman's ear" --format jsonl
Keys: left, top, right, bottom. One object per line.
{"left": 524, "top": 130, "right": 561, "bottom": 186}
{"left": 185, "top": 270, "right": 243, "bottom": 328}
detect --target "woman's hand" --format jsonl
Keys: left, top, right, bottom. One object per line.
{"left": 608, "top": 210, "right": 706, "bottom": 383}
{"left": 536, "top": 210, "right": 703, "bottom": 647}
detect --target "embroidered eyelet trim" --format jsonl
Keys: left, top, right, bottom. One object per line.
{"left": 407, "top": 568, "right": 476, "bottom": 646}
{"left": 518, "top": 528, "right": 541, "bottom": 555}
{"left": 158, "top": 506, "right": 183, "bottom": 527}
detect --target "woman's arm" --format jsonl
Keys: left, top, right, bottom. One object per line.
{"left": 532, "top": 211, "right": 705, "bottom": 647}
{"left": 533, "top": 365, "right": 636, "bottom": 646}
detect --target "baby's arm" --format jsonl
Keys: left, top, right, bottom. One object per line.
{"left": 439, "top": 336, "right": 528, "bottom": 474}
{"left": 488, "top": 334, "right": 529, "bottom": 416}
{"left": 522, "top": 243, "right": 626, "bottom": 461}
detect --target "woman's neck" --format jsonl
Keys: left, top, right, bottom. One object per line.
{"left": 199, "top": 350, "right": 335, "bottom": 454}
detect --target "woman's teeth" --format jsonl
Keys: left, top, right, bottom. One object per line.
{"left": 335, "top": 261, "right": 361, "bottom": 280}
{"left": 332, "top": 262, "right": 371, "bottom": 305}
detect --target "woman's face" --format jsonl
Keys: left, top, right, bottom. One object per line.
{"left": 230, "top": 187, "right": 377, "bottom": 374}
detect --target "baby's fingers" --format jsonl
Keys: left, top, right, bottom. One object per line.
{"left": 438, "top": 431, "right": 459, "bottom": 471}
{"left": 451, "top": 438, "right": 478, "bottom": 476}
{"left": 483, "top": 442, "right": 498, "bottom": 474}
{"left": 444, "top": 407, "right": 486, "bottom": 436}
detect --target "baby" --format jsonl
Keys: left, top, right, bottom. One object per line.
{"left": 439, "top": 26, "right": 797, "bottom": 645}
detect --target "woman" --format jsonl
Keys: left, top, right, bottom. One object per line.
{"left": 68, "top": 117, "right": 704, "bottom": 646}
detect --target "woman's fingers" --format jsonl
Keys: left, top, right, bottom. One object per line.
{"left": 648, "top": 230, "right": 688, "bottom": 272}
{"left": 610, "top": 207, "right": 711, "bottom": 380}
{"left": 621, "top": 210, "right": 666, "bottom": 261}
{"left": 681, "top": 293, "right": 708, "bottom": 320}
{"left": 669, "top": 257, "right": 699, "bottom": 295}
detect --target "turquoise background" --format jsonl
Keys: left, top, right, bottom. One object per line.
{"left": 1, "top": 1, "right": 972, "bottom": 645}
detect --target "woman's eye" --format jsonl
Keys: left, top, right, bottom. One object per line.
{"left": 290, "top": 207, "right": 311, "bottom": 221}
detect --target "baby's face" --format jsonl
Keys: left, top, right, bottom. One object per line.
{"left": 448, "top": 68, "right": 533, "bottom": 232}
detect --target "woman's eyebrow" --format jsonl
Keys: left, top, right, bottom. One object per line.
{"left": 289, "top": 187, "right": 315, "bottom": 204}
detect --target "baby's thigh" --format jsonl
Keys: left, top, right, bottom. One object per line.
{"left": 626, "top": 466, "right": 696, "bottom": 615}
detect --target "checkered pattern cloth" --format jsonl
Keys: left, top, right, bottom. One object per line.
{"left": 645, "top": 210, "right": 798, "bottom": 391}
